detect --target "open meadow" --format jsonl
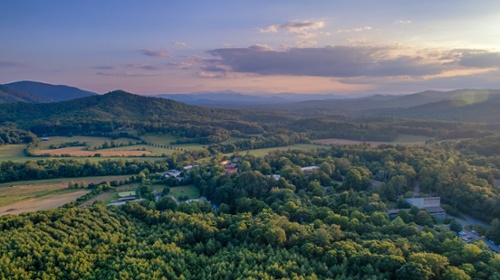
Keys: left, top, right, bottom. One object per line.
{"left": 140, "top": 133, "right": 208, "bottom": 151}
{"left": 313, "top": 134, "right": 431, "bottom": 147}
{"left": 0, "top": 190, "right": 89, "bottom": 216}
{"left": 227, "top": 143, "right": 328, "bottom": 157}
{"left": 0, "top": 175, "right": 131, "bottom": 213}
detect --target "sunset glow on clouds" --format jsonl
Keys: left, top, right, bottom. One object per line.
{"left": 1, "top": 0, "right": 500, "bottom": 95}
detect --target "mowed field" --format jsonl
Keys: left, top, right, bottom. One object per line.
{"left": 0, "top": 175, "right": 131, "bottom": 215}
{"left": 232, "top": 143, "right": 328, "bottom": 157}
{"left": 0, "top": 144, "right": 29, "bottom": 161}
{"left": 34, "top": 146, "right": 152, "bottom": 156}
{"left": 141, "top": 133, "right": 208, "bottom": 151}
{"left": 0, "top": 136, "right": 175, "bottom": 162}
{"left": 313, "top": 135, "right": 431, "bottom": 147}
{"left": 0, "top": 190, "right": 89, "bottom": 216}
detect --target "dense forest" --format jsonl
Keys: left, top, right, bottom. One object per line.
{"left": 1, "top": 91, "right": 500, "bottom": 279}
{"left": 1, "top": 142, "right": 500, "bottom": 278}
{"left": 0, "top": 91, "right": 497, "bottom": 147}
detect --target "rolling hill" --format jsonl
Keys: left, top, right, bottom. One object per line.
{"left": 0, "top": 90, "right": 276, "bottom": 137}
{"left": 0, "top": 84, "right": 50, "bottom": 103}
{"left": 5, "top": 81, "right": 97, "bottom": 102}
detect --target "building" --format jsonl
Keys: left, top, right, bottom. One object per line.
{"left": 301, "top": 166, "right": 319, "bottom": 172}
{"left": 405, "top": 197, "right": 446, "bottom": 219}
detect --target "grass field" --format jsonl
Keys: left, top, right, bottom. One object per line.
{"left": 0, "top": 184, "right": 84, "bottom": 207}
{"left": 0, "top": 144, "right": 28, "bottom": 161}
{"left": 0, "top": 144, "right": 167, "bottom": 163}
{"left": 168, "top": 185, "right": 200, "bottom": 200}
{"left": 314, "top": 135, "right": 431, "bottom": 147}
{"left": 37, "top": 136, "right": 137, "bottom": 150}
{"left": 0, "top": 175, "right": 131, "bottom": 209}
{"left": 229, "top": 143, "right": 328, "bottom": 157}
{"left": 0, "top": 190, "right": 89, "bottom": 217}
{"left": 141, "top": 133, "right": 207, "bottom": 151}
{"left": 0, "top": 175, "right": 132, "bottom": 189}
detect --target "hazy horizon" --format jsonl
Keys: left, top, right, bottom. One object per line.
{"left": 2, "top": 1, "right": 500, "bottom": 95}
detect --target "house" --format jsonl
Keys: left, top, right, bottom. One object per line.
{"left": 41, "top": 137, "right": 50, "bottom": 141}
{"left": 224, "top": 166, "right": 238, "bottom": 175}
{"left": 164, "top": 169, "right": 181, "bottom": 178}
{"left": 405, "top": 197, "right": 446, "bottom": 219}
{"left": 301, "top": 166, "right": 319, "bottom": 172}
{"left": 183, "top": 165, "right": 194, "bottom": 170}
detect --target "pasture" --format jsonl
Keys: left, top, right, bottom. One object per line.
{"left": 37, "top": 136, "right": 138, "bottom": 150}
{"left": 0, "top": 175, "right": 133, "bottom": 213}
{"left": 232, "top": 143, "right": 327, "bottom": 157}
{"left": 313, "top": 134, "right": 431, "bottom": 147}
{"left": 0, "top": 144, "right": 28, "bottom": 161}
{"left": 0, "top": 190, "right": 89, "bottom": 217}
{"left": 140, "top": 133, "right": 207, "bottom": 151}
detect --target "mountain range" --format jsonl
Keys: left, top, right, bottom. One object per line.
{"left": 1, "top": 81, "right": 97, "bottom": 103}
{"left": 1, "top": 80, "right": 500, "bottom": 123}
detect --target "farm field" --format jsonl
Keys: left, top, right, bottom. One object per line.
{"left": 229, "top": 143, "right": 327, "bottom": 157}
{"left": 37, "top": 136, "right": 138, "bottom": 150}
{"left": 34, "top": 146, "right": 153, "bottom": 157}
{"left": 140, "top": 133, "right": 207, "bottom": 151}
{"left": 313, "top": 135, "right": 431, "bottom": 147}
{"left": 0, "top": 190, "right": 89, "bottom": 216}
{"left": 0, "top": 144, "right": 28, "bottom": 161}
{"left": 0, "top": 175, "right": 134, "bottom": 212}
{"left": 0, "top": 143, "right": 167, "bottom": 163}
{"left": 0, "top": 175, "right": 133, "bottom": 189}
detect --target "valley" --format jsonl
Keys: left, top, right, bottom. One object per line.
{"left": 0, "top": 84, "right": 499, "bottom": 279}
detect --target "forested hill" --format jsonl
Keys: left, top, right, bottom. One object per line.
{"left": 250, "top": 89, "right": 500, "bottom": 123}
{"left": 0, "top": 90, "right": 279, "bottom": 137}
{"left": 370, "top": 96, "right": 500, "bottom": 123}
{"left": 5, "top": 80, "right": 97, "bottom": 102}
{"left": 0, "top": 84, "right": 50, "bottom": 103}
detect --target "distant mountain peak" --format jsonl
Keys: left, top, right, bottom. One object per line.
{"left": 5, "top": 80, "right": 97, "bottom": 102}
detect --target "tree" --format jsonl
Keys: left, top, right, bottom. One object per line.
{"left": 442, "top": 266, "right": 471, "bottom": 280}
{"left": 449, "top": 219, "right": 463, "bottom": 233}
{"left": 343, "top": 167, "right": 371, "bottom": 191}
{"left": 487, "top": 218, "right": 500, "bottom": 244}
{"left": 396, "top": 262, "right": 433, "bottom": 280}
{"left": 156, "top": 196, "right": 178, "bottom": 211}
{"left": 409, "top": 252, "right": 449, "bottom": 278}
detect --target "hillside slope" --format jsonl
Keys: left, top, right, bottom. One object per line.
{"left": 5, "top": 81, "right": 97, "bottom": 102}
{"left": 0, "top": 84, "right": 50, "bottom": 103}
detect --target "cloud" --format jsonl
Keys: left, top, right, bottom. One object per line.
{"left": 457, "top": 50, "right": 500, "bottom": 68}
{"left": 395, "top": 20, "right": 412, "bottom": 26}
{"left": 138, "top": 49, "right": 170, "bottom": 58}
{"left": 96, "top": 71, "right": 160, "bottom": 77}
{"left": 94, "top": 66, "right": 115, "bottom": 70}
{"left": 336, "top": 26, "right": 373, "bottom": 33}
{"left": 205, "top": 45, "right": 446, "bottom": 78}
{"left": 0, "top": 60, "right": 27, "bottom": 68}
{"left": 94, "top": 63, "right": 163, "bottom": 77}
{"left": 260, "top": 20, "right": 325, "bottom": 38}
{"left": 172, "top": 42, "right": 191, "bottom": 49}
{"left": 125, "top": 64, "right": 161, "bottom": 71}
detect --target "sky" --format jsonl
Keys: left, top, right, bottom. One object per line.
{"left": 1, "top": 0, "right": 500, "bottom": 96}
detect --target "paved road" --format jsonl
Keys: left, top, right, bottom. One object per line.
{"left": 454, "top": 213, "right": 499, "bottom": 253}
